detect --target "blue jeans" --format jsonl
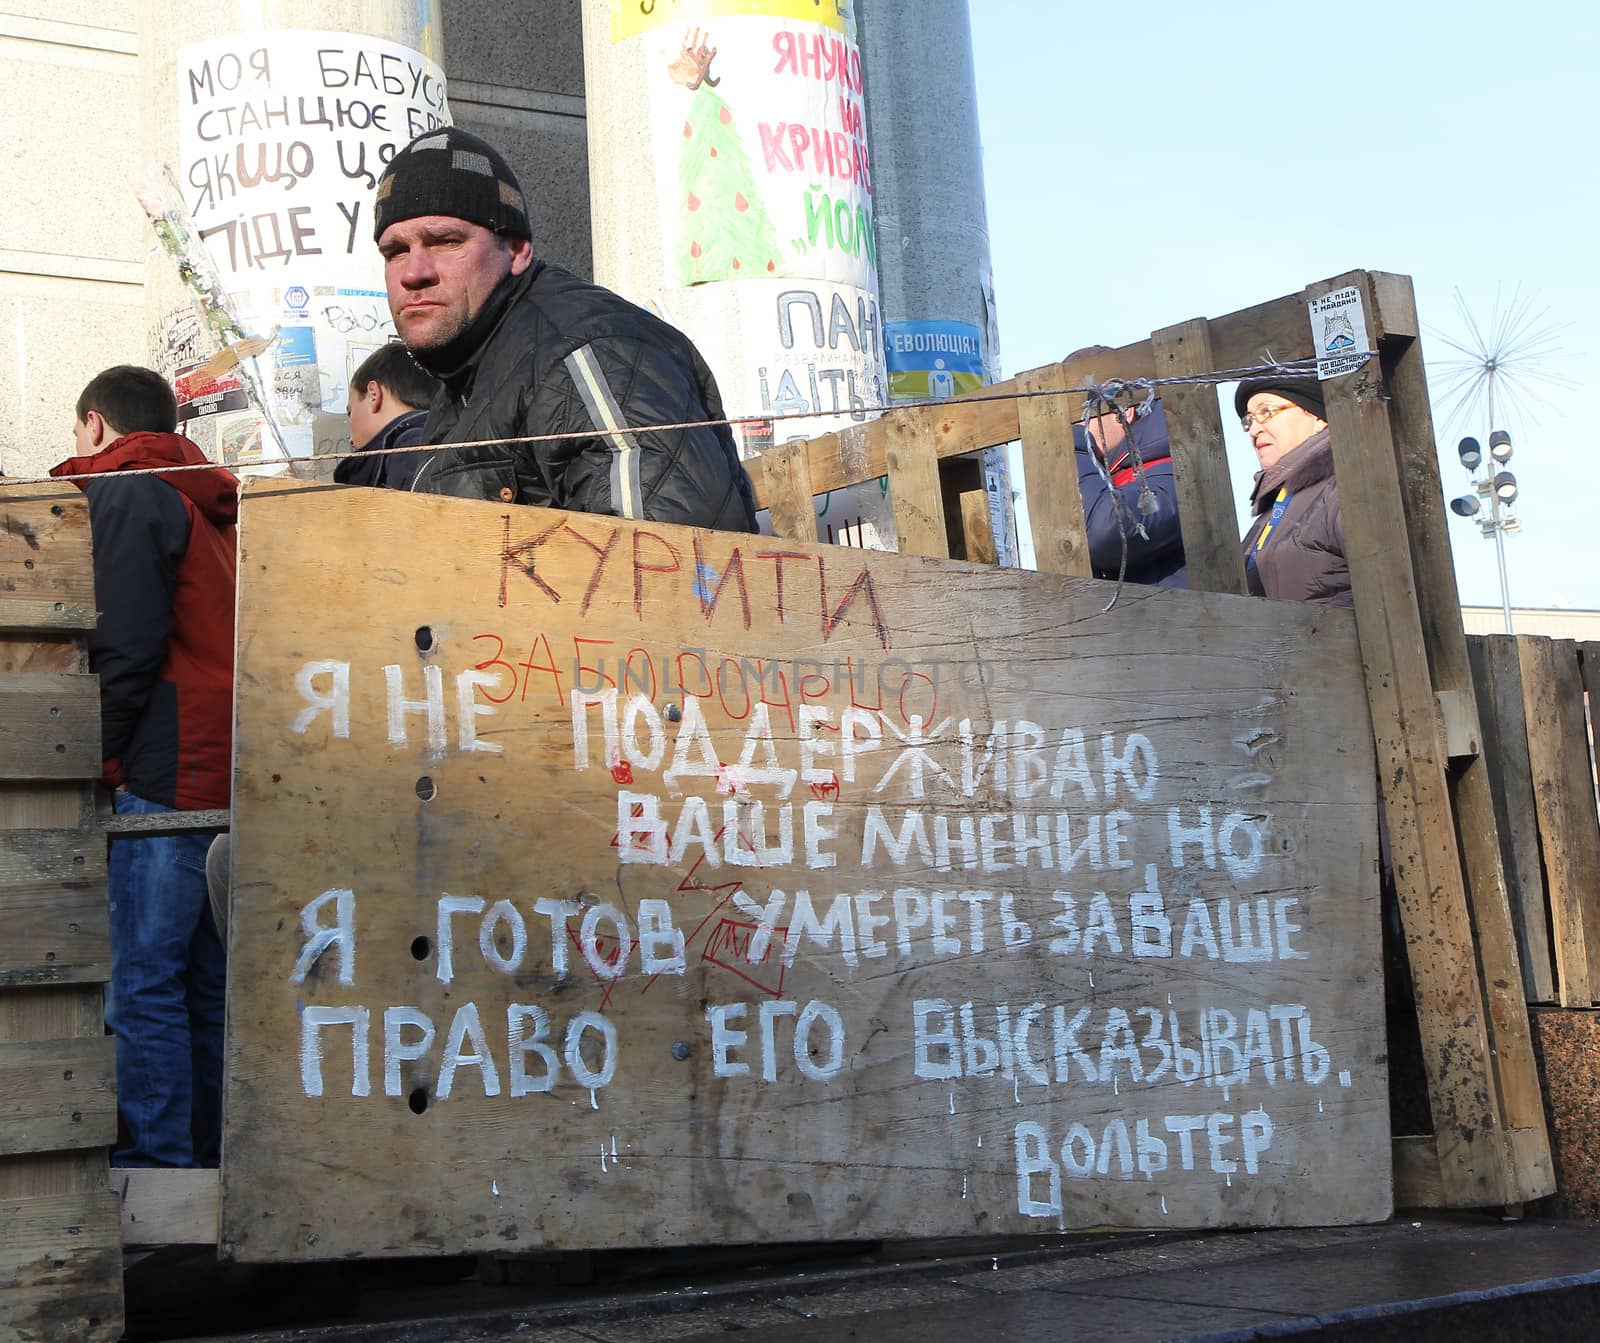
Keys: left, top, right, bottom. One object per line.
{"left": 106, "top": 791, "right": 227, "bottom": 1167}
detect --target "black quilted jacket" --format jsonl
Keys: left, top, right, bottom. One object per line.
{"left": 408, "top": 261, "right": 757, "bottom": 532}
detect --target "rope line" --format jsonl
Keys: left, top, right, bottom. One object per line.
{"left": 0, "top": 354, "right": 1345, "bottom": 491}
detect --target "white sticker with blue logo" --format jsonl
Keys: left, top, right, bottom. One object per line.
{"left": 1306, "top": 286, "right": 1372, "bottom": 380}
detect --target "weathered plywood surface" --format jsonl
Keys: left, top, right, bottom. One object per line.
{"left": 221, "top": 482, "right": 1387, "bottom": 1263}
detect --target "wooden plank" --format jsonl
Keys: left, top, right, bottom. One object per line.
{"left": 1580, "top": 641, "right": 1600, "bottom": 786}
{"left": 1468, "top": 635, "right": 1555, "bottom": 1002}
{"left": 1518, "top": 635, "right": 1600, "bottom": 1005}
{"left": 958, "top": 490, "right": 996, "bottom": 566}
{"left": 0, "top": 638, "right": 85, "bottom": 678}
{"left": 883, "top": 412, "right": 948, "bottom": 558}
{"left": 114, "top": 1168, "right": 220, "bottom": 1247}
{"left": 100, "top": 808, "right": 231, "bottom": 838}
{"left": 220, "top": 482, "right": 1387, "bottom": 1262}
{"left": 0, "top": 829, "right": 109, "bottom": 988}
{"left": 1372, "top": 273, "right": 1548, "bottom": 1195}
{"left": 1149, "top": 319, "right": 1246, "bottom": 596}
{"left": 1207, "top": 292, "right": 1315, "bottom": 371}
{"left": 0, "top": 1189, "right": 122, "bottom": 1343}
{"left": 1391, "top": 1135, "right": 1444, "bottom": 1209}
{"left": 1434, "top": 690, "right": 1480, "bottom": 760}
{"left": 749, "top": 343, "right": 1158, "bottom": 511}
{"left": 1015, "top": 364, "right": 1089, "bottom": 576}
{"left": 759, "top": 441, "right": 820, "bottom": 544}
{"left": 0, "top": 1036, "right": 117, "bottom": 1156}
{"left": 1315, "top": 272, "right": 1512, "bottom": 1208}
{"left": 0, "top": 674, "right": 101, "bottom": 781}
{"left": 0, "top": 486, "right": 96, "bottom": 634}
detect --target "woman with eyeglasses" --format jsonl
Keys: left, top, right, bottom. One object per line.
{"left": 1235, "top": 379, "right": 1351, "bottom": 606}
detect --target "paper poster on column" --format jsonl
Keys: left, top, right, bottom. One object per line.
{"left": 173, "top": 31, "right": 450, "bottom": 466}
{"left": 616, "top": 0, "right": 894, "bottom": 548}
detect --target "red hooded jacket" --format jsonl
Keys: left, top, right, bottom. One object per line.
{"left": 50, "top": 433, "right": 238, "bottom": 810}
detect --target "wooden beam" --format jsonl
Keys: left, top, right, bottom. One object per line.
{"left": 1434, "top": 690, "right": 1481, "bottom": 760}
{"left": 1359, "top": 270, "right": 1552, "bottom": 1203}
{"left": 113, "top": 1169, "right": 219, "bottom": 1248}
{"left": 1468, "top": 635, "right": 1555, "bottom": 1002}
{"left": 760, "top": 441, "right": 820, "bottom": 544}
{"left": 747, "top": 343, "right": 1157, "bottom": 513}
{"left": 1518, "top": 635, "right": 1600, "bottom": 1006}
{"left": 1391, "top": 1135, "right": 1444, "bottom": 1209}
{"left": 1015, "top": 364, "right": 1089, "bottom": 576}
{"left": 100, "top": 808, "right": 230, "bottom": 837}
{"left": 1375, "top": 274, "right": 1546, "bottom": 1193}
{"left": 959, "top": 490, "right": 997, "bottom": 566}
{"left": 1315, "top": 270, "right": 1513, "bottom": 1208}
{"left": 1150, "top": 318, "right": 1246, "bottom": 595}
{"left": 884, "top": 414, "right": 948, "bottom": 558}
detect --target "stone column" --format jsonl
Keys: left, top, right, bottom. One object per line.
{"left": 138, "top": 0, "right": 447, "bottom": 470}
{"left": 857, "top": 0, "right": 1015, "bottom": 562}
{"left": 582, "top": 0, "right": 896, "bottom": 546}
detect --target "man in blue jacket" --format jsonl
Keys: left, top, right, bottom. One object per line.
{"left": 1076, "top": 399, "right": 1187, "bottom": 588}
{"left": 334, "top": 343, "right": 439, "bottom": 490}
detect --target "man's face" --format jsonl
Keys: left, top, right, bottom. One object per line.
{"left": 378, "top": 216, "right": 532, "bottom": 353}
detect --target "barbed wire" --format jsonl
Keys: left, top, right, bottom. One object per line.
{"left": 0, "top": 354, "right": 1340, "bottom": 491}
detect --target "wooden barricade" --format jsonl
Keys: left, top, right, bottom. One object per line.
{"left": 219, "top": 480, "right": 1388, "bottom": 1261}
{"left": 0, "top": 484, "right": 123, "bottom": 1342}
{"left": 752, "top": 269, "right": 1555, "bottom": 1212}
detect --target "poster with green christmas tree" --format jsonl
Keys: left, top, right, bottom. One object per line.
{"left": 669, "top": 31, "right": 783, "bottom": 286}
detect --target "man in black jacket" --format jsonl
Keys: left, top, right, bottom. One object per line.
{"left": 334, "top": 343, "right": 438, "bottom": 490}
{"left": 372, "top": 127, "right": 757, "bottom": 531}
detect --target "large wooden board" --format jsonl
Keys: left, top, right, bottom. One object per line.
{"left": 221, "top": 482, "right": 1387, "bottom": 1263}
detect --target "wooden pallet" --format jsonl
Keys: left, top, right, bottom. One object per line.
{"left": 0, "top": 483, "right": 123, "bottom": 1342}
{"left": 755, "top": 270, "right": 1554, "bottom": 1211}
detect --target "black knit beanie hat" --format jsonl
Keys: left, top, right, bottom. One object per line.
{"left": 373, "top": 127, "right": 531, "bottom": 242}
{"left": 1234, "top": 377, "right": 1326, "bottom": 423}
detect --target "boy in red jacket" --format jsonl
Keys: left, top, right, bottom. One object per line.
{"left": 51, "top": 366, "right": 238, "bottom": 1167}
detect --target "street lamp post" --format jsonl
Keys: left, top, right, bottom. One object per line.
{"left": 1448, "top": 405, "right": 1521, "bottom": 634}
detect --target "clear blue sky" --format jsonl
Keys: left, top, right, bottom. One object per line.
{"left": 970, "top": 0, "right": 1598, "bottom": 610}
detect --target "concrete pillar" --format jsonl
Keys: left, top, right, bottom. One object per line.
{"left": 138, "top": 0, "right": 448, "bottom": 469}
{"left": 581, "top": 0, "right": 896, "bottom": 547}
{"left": 857, "top": 0, "right": 1014, "bottom": 562}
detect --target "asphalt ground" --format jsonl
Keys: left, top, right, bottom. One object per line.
{"left": 132, "top": 1215, "right": 1600, "bottom": 1343}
